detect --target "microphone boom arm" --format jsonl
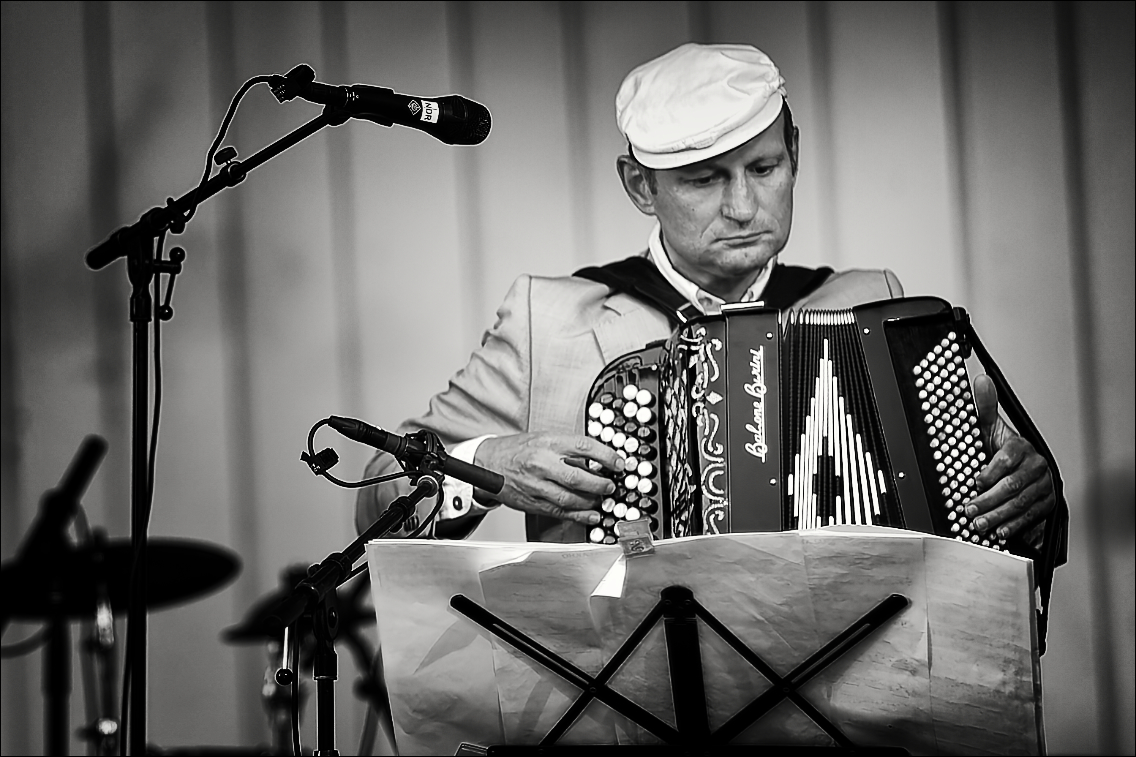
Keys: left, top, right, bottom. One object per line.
{"left": 85, "top": 107, "right": 349, "bottom": 271}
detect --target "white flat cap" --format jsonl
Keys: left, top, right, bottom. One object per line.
{"left": 616, "top": 43, "right": 786, "bottom": 169}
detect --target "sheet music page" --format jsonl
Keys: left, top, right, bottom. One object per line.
{"left": 367, "top": 527, "right": 1039, "bottom": 755}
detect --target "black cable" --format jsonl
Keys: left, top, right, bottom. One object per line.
{"left": 304, "top": 418, "right": 415, "bottom": 489}
{"left": 406, "top": 488, "right": 445, "bottom": 538}
{"left": 184, "top": 75, "right": 275, "bottom": 224}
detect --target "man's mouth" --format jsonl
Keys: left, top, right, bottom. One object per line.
{"left": 719, "top": 233, "right": 766, "bottom": 245}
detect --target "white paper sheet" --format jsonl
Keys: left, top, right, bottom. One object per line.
{"left": 367, "top": 527, "right": 1040, "bottom": 755}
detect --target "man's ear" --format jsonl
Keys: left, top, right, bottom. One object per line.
{"left": 616, "top": 155, "right": 657, "bottom": 217}
{"left": 789, "top": 125, "right": 801, "bottom": 177}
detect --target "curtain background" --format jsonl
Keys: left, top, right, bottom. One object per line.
{"left": 2, "top": 1, "right": 1132, "bottom": 753}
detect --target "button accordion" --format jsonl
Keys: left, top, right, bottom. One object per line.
{"left": 584, "top": 297, "right": 1028, "bottom": 555}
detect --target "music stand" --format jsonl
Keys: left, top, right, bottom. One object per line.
{"left": 451, "top": 585, "right": 910, "bottom": 752}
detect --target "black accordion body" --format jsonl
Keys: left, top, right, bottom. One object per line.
{"left": 584, "top": 297, "right": 1028, "bottom": 556}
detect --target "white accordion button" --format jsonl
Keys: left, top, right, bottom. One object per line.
{"left": 637, "top": 478, "right": 654, "bottom": 495}
{"left": 636, "top": 407, "right": 653, "bottom": 424}
{"left": 635, "top": 389, "right": 653, "bottom": 406}
{"left": 637, "top": 461, "right": 654, "bottom": 478}
{"left": 623, "top": 384, "right": 639, "bottom": 401}
{"left": 612, "top": 432, "right": 627, "bottom": 449}
{"left": 588, "top": 420, "right": 602, "bottom": 437}
{"left": 624, "top": 437, "right": 640, "bottom": 454}
{"left": 589, "top": 527, "right": 606, "bottom": 543}
{"left": 600, "top": 408, "right": 615, "bottom": 425}
{"left": 623, "top": 402, "right": 638, "bottom": 418}
{"left": 588, "top": 402, "right": 603, "bottom": 419}
{"left": 625, "top": 506, "right": 641, "bottom": 521}
{"left": 613, "top": 502, "right": 628, "bottom": 519}
{"left": 600, "top": 426, "right": 615, "bottom": 442}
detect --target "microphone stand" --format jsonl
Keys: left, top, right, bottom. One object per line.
{"left": 269, "top": 460, "right": 443, "bottom": 756}
{"left": 85, "top": 105, "right": 352, "bottom": 755}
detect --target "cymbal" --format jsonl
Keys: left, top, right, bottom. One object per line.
{"left": 222, "top": 564, "right": 373, "bottom": 644}
{"left": 2, "top": 537, "right": 240, "bottom": 619}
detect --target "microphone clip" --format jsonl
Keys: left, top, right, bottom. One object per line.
{"left": 399, "top": 430, "right": 447, "bottom": 481}
{"left": 269, "top": 64, "right": 316, "bottom": 103}
{"left": 301, "top": 447, "right": 340, "bottom": 476}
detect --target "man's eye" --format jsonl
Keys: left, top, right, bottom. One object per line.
{"left": 750, "top": 164, "right": 775, "bottom": 176}
{"left": 687, "top": 175, "right": 716, "bottom": 186}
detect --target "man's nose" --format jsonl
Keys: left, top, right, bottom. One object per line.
{"left": 721, "top": 175, "right": 759, "bottom": 223}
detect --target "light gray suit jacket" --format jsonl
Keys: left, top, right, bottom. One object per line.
{"left": 356, "top": 267, "right": 903, "bottom": 542}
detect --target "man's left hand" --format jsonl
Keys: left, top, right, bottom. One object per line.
{"left": 965, "top": 374, "right": 1056, "bottom": 540}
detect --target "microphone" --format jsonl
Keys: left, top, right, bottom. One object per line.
{"left": 271, "top": 65, "right": 491, "bottom": 146}
{"left": 328, "top": 416, "right": 504, "bottom": 494}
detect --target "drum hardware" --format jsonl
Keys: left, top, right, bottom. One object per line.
{"left": 225, "top": 564, "right": 389, "bottom": 756}
{"left": 1, "top": 436, "right": 240, "bottom": 755}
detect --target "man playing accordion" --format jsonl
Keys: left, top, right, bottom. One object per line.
{"left": 355, "top": 43, "right": 1059, "bottom": 555}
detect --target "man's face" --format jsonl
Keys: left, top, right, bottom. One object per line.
{"left": 624, "top": 113, "right": 797, "bottom": 300}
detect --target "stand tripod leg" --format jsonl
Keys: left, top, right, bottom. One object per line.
{"left": 45, "top": 616, "right": 71, "bottom": 756}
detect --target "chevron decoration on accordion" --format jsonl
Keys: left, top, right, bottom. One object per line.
{"left": 787, "top": 332, "right": 887, "bottom": 530}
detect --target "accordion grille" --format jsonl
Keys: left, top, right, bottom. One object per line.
{"left": 782, "top": 309, "right": 902, "bottom": 530}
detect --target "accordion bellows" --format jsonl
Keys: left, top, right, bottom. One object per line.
{"left": 584, "top": 297, "right": 1020, "bottom": 555}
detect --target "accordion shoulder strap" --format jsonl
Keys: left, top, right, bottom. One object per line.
{"left": 574, "top": 255, "right": 834, "bottom": 326}
{"left": 961, "top": 310, "right": 1069, "bottom": 654}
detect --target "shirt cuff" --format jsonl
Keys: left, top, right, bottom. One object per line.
{"left": 437, "top": 435, "right": 500, "bottom": 521}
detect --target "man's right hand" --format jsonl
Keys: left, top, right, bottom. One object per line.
{"left": 473, "top": 433, "right": 624, "bottom": 525}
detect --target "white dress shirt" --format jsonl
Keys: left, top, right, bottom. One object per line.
{"left": 435, "top": 223, "right": 775, "bottom": 524}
